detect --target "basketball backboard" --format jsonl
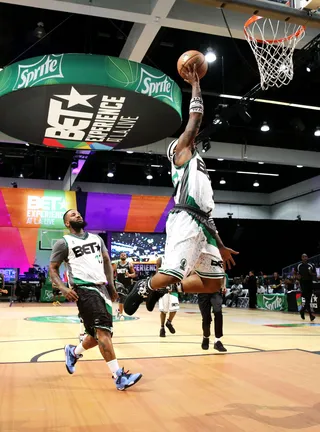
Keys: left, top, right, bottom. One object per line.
{"left": 39, "top": 229, "right": 65, "bottom": 251}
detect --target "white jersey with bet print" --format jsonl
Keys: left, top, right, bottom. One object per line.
{"left": 171, "top": 150, "right": 214, "bottom": 215}
{"left": 64, "top": 233, "right": 106, "bottom": 286}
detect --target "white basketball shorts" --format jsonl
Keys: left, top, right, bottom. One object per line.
{"left": 159, "top": 292, "right": 180, "bottom": 313}
{"left": 158, "top": 211, "right": 224, "bottom": 281}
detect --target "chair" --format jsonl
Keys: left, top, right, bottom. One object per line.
{"left": 237, "top": 289, "right": 249, "bottom": 308}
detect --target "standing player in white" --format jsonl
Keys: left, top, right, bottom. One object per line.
{"left": 156, "top": 256, "right": 179, "bottom": 337}
{"left": 125, "top": 65, "right": 238, "bottom": 316}
{"left": 49, "top": 209, "right": 142, "bottom": 391}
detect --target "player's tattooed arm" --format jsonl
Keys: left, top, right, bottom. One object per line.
{"left": 49, "top": 262, "right": 79, "bottom": 301}
{"left": 102, "top": 251, "right": 118, "bottom": 302}
{"left": 175, "top": 66, "right": 202, "bottom": 166}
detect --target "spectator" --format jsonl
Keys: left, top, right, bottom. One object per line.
{"left": 246, "top": 271, "right": 257, "bottom": 309}
{"left": 294, "top": 253, "right": 316, "bottom": 321}
{"left": 257, "top": 278, "right": 265, "bottom": 294}
{"left": 269, "top": 272, "right": 283, "bottom": 294}
{"left": 225, "top": 277, "right": 243, "bottom": 307}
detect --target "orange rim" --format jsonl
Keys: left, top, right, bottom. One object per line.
{"left": 244, "top": 15, "right": 306, "bottom": 44}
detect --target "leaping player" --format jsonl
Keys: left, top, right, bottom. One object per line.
{"left": 125, "top": 64, "right": 238, "bottom": 316}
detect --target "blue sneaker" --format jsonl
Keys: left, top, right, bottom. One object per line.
{"left": 64, "top": 344, "right": 82, "bottom": 374}
{"left": 114, "top": 368, "right": 142, "bottom": 391}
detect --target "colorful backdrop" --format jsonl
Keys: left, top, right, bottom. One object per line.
{"left": 0, "top": 188, "right": 174, "bottom": 274}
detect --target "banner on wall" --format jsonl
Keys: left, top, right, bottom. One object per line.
{"left": 0, "top": 188, "right": 77, "bottom": 228}
{"left": 81, "top": 192, "right": 174, "bottom": 233}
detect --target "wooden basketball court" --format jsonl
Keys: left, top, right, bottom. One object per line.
{"left": 1, "top": 303, "right": 320, "bottom": 432}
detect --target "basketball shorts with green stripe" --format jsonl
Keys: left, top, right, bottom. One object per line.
{"left": 74, "top": 284, "right": 113, "bottom": 338}
{"left": 159, "top": 211, "right": 224, "bottom": 280}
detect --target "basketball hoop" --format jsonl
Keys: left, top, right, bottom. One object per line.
{"left": 244, "top": 13, "right": 306, "bottom": 90}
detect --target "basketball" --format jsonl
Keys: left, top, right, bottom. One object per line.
{"left": 177, "top": 50, "right": 208, "bottom": 80}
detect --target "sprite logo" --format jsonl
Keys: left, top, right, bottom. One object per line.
{"left": 263, "top": 295, "right": 283, "bottom": 311}
{"left": 136, "top": 68, "right": 174, "bottom": 102}
{"left": 13, "top": 54, "right": 64, "bottom": 90}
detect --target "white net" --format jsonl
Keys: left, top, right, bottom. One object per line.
{"left": 244, "top": 16, "right": 305, "bottom": 90}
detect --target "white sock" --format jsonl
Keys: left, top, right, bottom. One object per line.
{"left": 107, "top": 359, "right": 121, "bottom": 378}
{"left": 214, "top": 338, "right": 221, "bottom": 343}
{"left": 74, "top": 343, "right": 86, "bottom": 356}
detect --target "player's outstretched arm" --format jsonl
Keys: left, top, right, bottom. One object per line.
{"left": 175, "top": 64, "right": 203, "bottom": 167}
{"left": 102, "top": 251, "right": 118, "bottom": 302}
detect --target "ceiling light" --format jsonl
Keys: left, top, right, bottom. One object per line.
{"left": 296, "top": 165, "right": 303, "bottom": 168}
{"left": 25, "top": 143, "right": 30, "bottom": 147}
{"left": 219, "top": 178, "right": 226, "bottom": 185}
{"left": 258, "top": 161, "right": 264, "bottom": 165}
{"left": 151, "top": 164, "right": 162, "bottom": 168}
{"left": 58, "top": 177, "right": 61, "bottom": 180}
{"left": 279, "top": 64, "right": 289, "bottom": 73}
{"left": 205, "top": 48, "right": 217, "bottom": 63}
{"left": 34, "top": 22, "right": 46, "bottom": 39}
{"left": 146, "top": 174, "right": 153, "bottom": 180}
{"left": 236, "top": 171, "right": 279, "bottom": 177}
{"left": 314, "top": 127, "right": 320, "bottom": 137}
{"left": 253, "top": 181, "right": 259, "bottom": 187}
{"left": 107, "top": 162, "right": 116, "bottom": 178}
{"left": 126, "top": 150, "right": 134, "bottom": 154}
{"left": 215, "top": 93, "right": 320, "bottom": 111}
{"left": 213, "top": 115, "right": 223, "bottom": 125}
{"left": 19, "top": 173, "right": 23, "bottom": 178}
{"left": 207, "top": 169, "right": 216, "bottom": 172}
{"left": 168, "top": 171, "right": 171, "bottom": 175}
{"left": 261, "top": 122, "right": 270, "bottom": 132}
{"left": 306, "top": 65, "right": 311, "bottom": 72}
{"left": 217, "top": 158, "right": 224, "bottom": 161}
{"left": 202, "top": 139, "right": 211, "bottom": 153}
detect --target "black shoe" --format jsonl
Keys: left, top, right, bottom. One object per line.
{"left": 159, "top": 327, "right": 166, "bottom": 337}
{"left": 310, "top": 314, "right": 316, "bottom": 322}
{"left": 201, "top": 337, "right": 209, "bottom": 350}
{"left": 214, "top": 341, "right": 227, "bottom": 352}
{"left": 124, "top": 279, "right": 150, "bottom": 316}
{"left": 300, "top": 310, "right": 305, "bottom": 320}
{"left": 146, "top": 288, "right": 167, "bottom": 312}
{"left": 166, "top": 320, "right": 176, "bottom": 334}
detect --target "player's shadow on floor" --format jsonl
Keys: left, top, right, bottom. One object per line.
{"left": 206, "top": 402, "right": 320, "bottom": 429}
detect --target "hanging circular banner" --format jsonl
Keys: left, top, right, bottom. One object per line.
{"left": 0, "top": 54, "right": 182, "bottom": 150}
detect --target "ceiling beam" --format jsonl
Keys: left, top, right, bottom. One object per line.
{"left": 2, "top": 0, "right": 318, "bottom": 47}
{"left": 187, "top": 0, "right": 320, "bottom": 28}
{"left": 0, "top": 0, "right": 149, "bottom": 24}
{"left": 123, "top": 138, "right": 320, "bottom": 168}
{"left": 2, "top": 131, "right": 320, "bottom": 169}
{"left": 120, "top": 0, "right": 177, "bottom": 62}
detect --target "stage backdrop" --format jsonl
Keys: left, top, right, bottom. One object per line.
{"left": 0, "top": 188, "right": 174, "bottom": 274}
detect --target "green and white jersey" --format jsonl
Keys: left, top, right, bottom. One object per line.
{"left": 50, "top": 232, "right": 107, "bottom": 286}
{"left": 171, "top": 150, "right": 215, "bottom": 215}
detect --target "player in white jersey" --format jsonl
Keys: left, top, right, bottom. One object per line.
{"left": 49, "top": 209, "right": 142, "bottom": 391}
{"left": 125, "top": 64, "right": 238, "bottom": 316}
{"left": 156, "top": 256, "right": 179, "bottom": 337}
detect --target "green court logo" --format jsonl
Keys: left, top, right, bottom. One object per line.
{"left": 136, "top": 68, "right": 174, "bottom": 101}
{"left": 13, "top": 54, "right": 64, "bottom": 90}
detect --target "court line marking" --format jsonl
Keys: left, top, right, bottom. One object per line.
{"left": 29, "top": 342, "right": 264, "bottom": 363}
{"left": 1, "top": 331, "right": 320, "bottom": 345}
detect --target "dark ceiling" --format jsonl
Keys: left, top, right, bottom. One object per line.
{"left": 0, "top": 2, "right": 320, "bottom": 193}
